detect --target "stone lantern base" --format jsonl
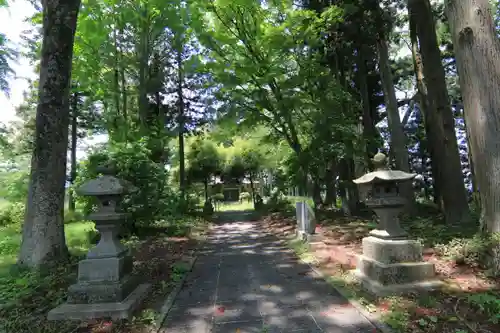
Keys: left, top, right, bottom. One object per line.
{"left": 47, "top": 252, "right": 152, "bottom": 321}
{"left": 354, "top": 236, "right": 443, "bottom": 296}
{"left": 47, "top": 284, "right": 151, "bottom": 321}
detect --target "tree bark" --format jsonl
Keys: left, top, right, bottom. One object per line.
{"left": 249, "top": 174, "right": 256, "bottom": 205}
{"left": 312, "top": 177, "right": 323, "bottom": 209}
{"left": 68, "top": 91, "right": 78, "bottom": 213}
{"left": 177, "top": 47, "right": 186, "bottom": 200}
{"left": 137, "top": 4, "right": 150, "bottom": 130}
{"left": 111, "top": 28, "right": 121, "bottom": 140}
{"left": 445, "top": 0, "right": 500, "bottom": 233}
{"left": 356, "top": 46, "right": 378, "bottom": 163}
{"left": 375, "top": 36, "right": 415, "bottom": 211}
{"left": 339, "top": 158, "right": 358, "bottom": 215}
{"left": 204, "top": 178, "right": 209, "bottom": 202}
{"left": 324, "top": 160, "right": 337, "bottom": 206}
{"left": 18, "top": 0, "right": 81, "bottom": 268}
{"left": 409, "top": 7, "right": 442, "bottom": 207}
{"left": 410, "top": 0, "right": 470, "bottom": 224}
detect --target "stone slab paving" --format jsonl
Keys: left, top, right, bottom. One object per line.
{"left": 161, "top": 221, "right": 378, "bottom": 333}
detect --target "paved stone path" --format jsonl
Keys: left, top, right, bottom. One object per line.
{"left": 161, "top": 221, "right": 378, "bottom": 333}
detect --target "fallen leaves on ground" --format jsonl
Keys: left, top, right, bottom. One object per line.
{"left": 263, "top": 212, "right": 500, "bottom": 333}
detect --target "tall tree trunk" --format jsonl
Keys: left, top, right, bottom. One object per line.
{"left": 177, "top": 47, "right": 186, "bottom": 200}
{"left": 357, "top": 46, "right": 378, "bottom": 163}
{"left": 336, "top": 53, "right": 360, "bottom": 212}
{"left": 409, "top": 9, "right": 442, "bottom": 207}
{"left": 204, "top": 178, "right": 209, "bottom": 202}
{"left": 375, "top": 36, "right": 415, "bottom": 211}
{"left": 339, "top": 158, "right": 358, "bottom": 215}
{"left": 445, "top": 0, "right": 500, "bottom": 233}
{"left": 111, "top": 29, "right": 121, "bottom": 140}
{"left": 312, "top": 176, "right": 323, "bottom": 209}
{"left": 119, "top": 24, "right": 128, "bottom": 140}
{"left": 410, "top": 0, "right": 470, "bottom": 224}
{"left": 461, "top": 107, "right": 478, "bottom": 199}
{"left": 324, "top": 160, "right": 337, "bottom": 206}
{"left": 249, "top": 174, "right": 256, "bottom": 205}
{"left": 68, "top": 91, "right": 78, "bottom": 213}
{"left": 137, "top": 4, "right": 149, "bottom": 130}
{"left": 18, "top": 0, "right": 81, "bottom": 268}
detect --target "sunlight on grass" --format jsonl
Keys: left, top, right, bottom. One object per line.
{"left": 287, "top": 238, "right": 318, "bottom": 264}
{"left": 217, "top": 200, "right": 255, "bottom": 211}
{"left": 0, "top": 221, "right": 95, "bottom": 274}
{"left": 0, "top": 200, "right": 9, "bottom": 210}
{"left": 65, "top": 221, "right": 96, "bottom": 256}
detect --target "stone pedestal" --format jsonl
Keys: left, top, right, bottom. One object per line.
{"left": 295, "top": 201, "right": 318, "bottom": 242}
{"left": 48, "top": 168, "right": 151, "bottom": 321}
{"left": 355, "top": 237, "right": 442, "bottom": 296}
{"left": 352, "top": 153, "right": 442, "bottom": 296}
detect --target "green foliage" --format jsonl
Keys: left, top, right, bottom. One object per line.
{"left": 63, "top": 209, "right": 84, "bottom": 224}
{"left": 211, "top": 193, "right": 224, "bottom": 202}
{"left": 186, "top": 138, "right": 223, "bottom": 197}
{"left": 0, "top": 169, "right": 30, "bottom": 202}
{"left": 434, "top": 235, "right": 491, "bottom": 266}
{"left": 194, "top": 0, "right": 356, "bottom": 185}
{"left": 263, "top": 189, "right": 292, "bottom": 213}
{"left": 0, "top": 221, "right": 101, "bottom": 333}
{"left": 0, "top": 202, "right": 25, "bottom": 227}
{"left": 382, "top": 309, "right": 411, "bottom": 331}
{"left": 0, "top": 30, "right": 17, "bottom": 95}
{"left": 466, "top": 292, "right": 500, "bottom": 324}
{"left": 74, "top": 140, "right": 179, "bottom": 234}
{"left": 225, "top": 154, "right": 246, "bottom": 181}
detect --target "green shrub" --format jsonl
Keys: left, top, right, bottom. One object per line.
{"left": 435, "top": 234, "right": 491, "bottom": 266}
{"left": 64, "top": 209, "right": 84, "bottom": 223}
{"left": 0, "top": 202, "right": 25, "bottom": 227}
{"left": 263, "top": 188, "right": 292, "bottom": 213}
{"left": 212, "top": 193, "right": 224, "bottom": 202}
{"left": 74, "top": 140, "right": 181, "bottom": 235}
{"left": 150, "top": 215, "right": 206, "bottom": 237}
{"left": 0, "top": 169, "right": 29, "bottom": 202}
{"left": 467, "top": 292, "right": 500, "bottom": 323}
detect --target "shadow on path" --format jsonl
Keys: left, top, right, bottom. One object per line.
{"left": 160, "top": 217, "right": 379, "bottom": 333}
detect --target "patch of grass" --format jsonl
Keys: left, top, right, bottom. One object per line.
{"left": 0, "top": 223, "right": 20, "bottom": 272}
{"left": 141, "top": 215, "right": 209, "bottom": 238}
{"left": 64, "top": 221, "right": 97, "bottom": 255}
{"left": 287, "top": 239, "right": 317, "bottom": 264}
{"left": 0, "top": 220, "right": 96, "bottom": 332}
{"left": 0, "top": 221, "right": 95, "bottom": 273}
{"left": 217, "top": 200, "right": 255, "bottom": 212}
{"left": 0, "top": 199, "right": 9, "bottom": 209}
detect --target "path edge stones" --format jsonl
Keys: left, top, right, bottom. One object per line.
{"left": 154, "top": 255, "right": 198, "bottom": 331}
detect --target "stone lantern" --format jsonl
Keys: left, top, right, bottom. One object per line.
{"left": 48, "top": 165, "right": 151, "bottom": 321}
{"left": 352, "top": 153, "right": 442, "bottom": 296}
